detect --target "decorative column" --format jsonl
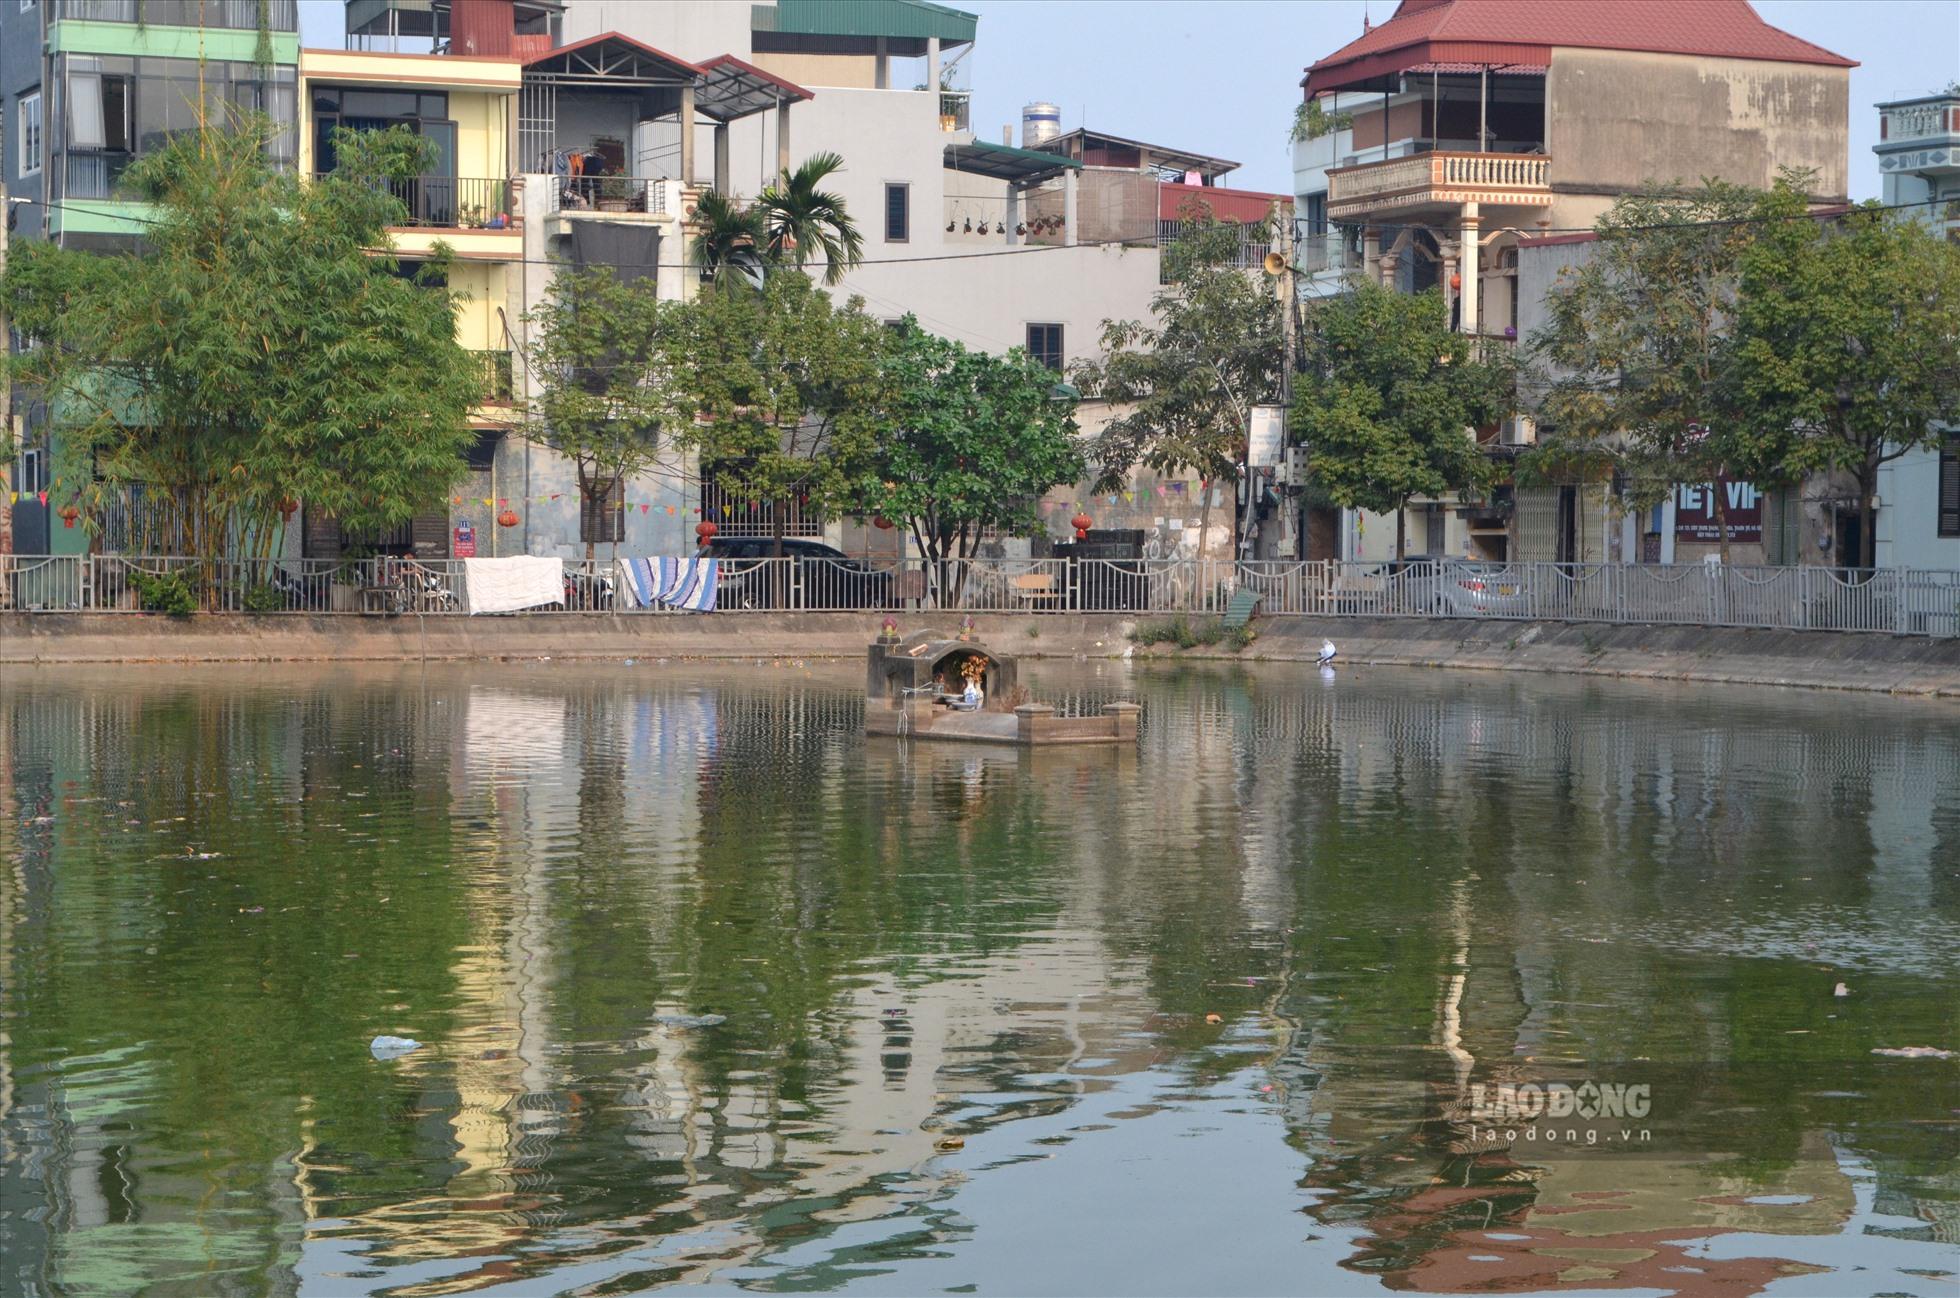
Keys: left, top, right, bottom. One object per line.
{"left": 775, "top": 99, "right": 792, "bottom": 174}
{"left": 678, "top": 85, "right": 697, "bottom": 186}
{"left": 1063, "top": 168, "right": 1079, "bottom": 247}
{"left": 1459, "top": 201, "right": 1480, "bottom": 336}
{"left": 926, "top": 36, "right": 941, "bottom": 97}
{"left": 1361, "top": 225, "right": 1380, "bottom": 281}
{"left": 713, "top": 120, "right": 730, "bottom": 195}
{"left": 1005, "top": 185, "right": 1022, "bottom": 245}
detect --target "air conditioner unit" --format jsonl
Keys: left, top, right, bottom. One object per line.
{"left": 1500, "top": 416, "right": 1537, "bottom": 447}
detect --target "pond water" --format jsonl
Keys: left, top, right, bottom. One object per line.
{"left": 1, "top": 660, "right": 1956, "bottom": 1297}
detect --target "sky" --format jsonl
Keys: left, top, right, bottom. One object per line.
{"left": 296, "top": 0, "right": 1960, "bottom": 200}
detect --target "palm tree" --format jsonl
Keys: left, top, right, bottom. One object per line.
{"left": 691, "top": 189, "right": 769, "bottom": 289}
{"left": 757, "top": 152, "right": 865, "bottom": 287}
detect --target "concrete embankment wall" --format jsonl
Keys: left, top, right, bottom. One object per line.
{"left": 4, "top": 612, "right": 1958, "bottom": 697}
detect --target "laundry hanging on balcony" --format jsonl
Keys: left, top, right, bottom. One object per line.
{"left": 619, "top": 557, "right": 718, "bottom": 612}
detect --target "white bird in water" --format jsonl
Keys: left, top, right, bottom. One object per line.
{"left": 1316, "top": 639, "right": 1337, "bottom": 666}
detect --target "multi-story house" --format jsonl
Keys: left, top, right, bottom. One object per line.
{"left": 1872, "top": 89, "right": 1959, "bottom": 571}
{"left": 1292, "top": 0, "right": 1852, "bottom": 565}
{"left": 329, "top": 0, "right": 1287, "bottom": 564}
{"left": 2, "top": 0, "right": 302, "bottom": 555}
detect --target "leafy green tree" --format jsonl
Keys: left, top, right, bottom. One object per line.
{"left": 1073, "top": 207, "right": 1283, "bottom": 555}
{"left": 690, "top": 189, "right": 770, "bottom": 289}
{"left": 519, "top": 266, "right": 689, "bottom": 559}
{"left": 1293, "top": 280, "right": 1513, "bottom": 558}
{"left": 1729, "top": 185, "right": 1960, "bottom": 568}
{"left": 757, "top": 152, "right": 866, "bottom": 287}
{"left": 1527, "top": 179, "right": 1772, "bottom": 561}
{"left": 1, "top": 120, "right": 479, "bottom": 564}
{"left": 672, "top": 273, "right": 888, "bottom": 556}
{"left": 845, "top": 318, "right": 1083, "bottom": 595}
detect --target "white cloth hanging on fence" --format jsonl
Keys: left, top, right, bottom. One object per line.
{"left": 464, "top": 556, "right": 563, "bottom": 614}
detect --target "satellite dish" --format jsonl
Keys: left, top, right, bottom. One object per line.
{"left": 1263, "top": 251, "right": 1288, "bottom": 275}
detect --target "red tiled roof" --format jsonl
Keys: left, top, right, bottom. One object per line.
{"left": 1303, "top": 0, "right": 1855, "bottom": 95}
{"left": 522, "top": 31, "right": 703, "bottom": 78}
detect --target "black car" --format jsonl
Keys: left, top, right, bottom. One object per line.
{"left": 700, "top": 537, "right": 896, "bottom": 609}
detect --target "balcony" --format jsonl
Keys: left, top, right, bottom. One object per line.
{"left": 546, "top": 175, "right": 673, "bottom": 217}
{"left": 938, "top": 91, "right": 972, "bottom": 133}
{"left": 1327, "top": 151, "right": 1551, "bottom": 221}
{"left": 470, "top": 351, "right": 514, "bottom": 404}
{"left": 318, "top": 174, "right": 514, "bottom": 230}
{"left": 50, "top": 0, "right": 298, "bottom": 28}
{"left": 1877, "top": 95, "right": 1960, "bottom": 177}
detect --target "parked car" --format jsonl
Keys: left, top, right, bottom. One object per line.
{"left": 1437, "top": 566, "right": 1530, "bottom": 615}
{"left": 700, "top": 537, "right": 895, "bottom": 609}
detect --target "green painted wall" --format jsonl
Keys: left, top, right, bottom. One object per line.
{"left": 48, "top": 19, "right": 299, "bottom": 64}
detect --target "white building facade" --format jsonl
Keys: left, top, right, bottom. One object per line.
{"left": 1872, "top": 91, "right": 1960, "bottom": 571}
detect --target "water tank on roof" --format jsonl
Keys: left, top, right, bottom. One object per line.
{"left": 1022, "top": 102, "right": 1061, "bottom": 149}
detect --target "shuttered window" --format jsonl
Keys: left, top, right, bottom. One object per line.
{"left": 581, "top": 478, "right": 625, "bottom": 544}
{"left": 1027, "top": 322, "right": 1063, "bottom": 371}
{"left": 1939, "top": 437, "right": 1960, "bottom": 539}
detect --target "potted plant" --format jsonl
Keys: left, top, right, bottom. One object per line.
{"left": 457, "top": 203, "right": 485, "bottom": 229}
{"left": 597, "top": 174, "right": 633, "bottom": 212}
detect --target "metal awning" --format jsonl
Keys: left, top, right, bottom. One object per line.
{"left": 1035, "top": 128, "right": 1239, "bottom": 180}
{"left": 694, "top": 54, "right": 813, "bottom": 122}
{"left": 522, "top": 32, "right": 701, "bottom": 86}
{"left": 752, "top": 0, "right": 977, "bottom": 56}
{"left": 943, "top": 139, "right": 1081, "bottom": 185}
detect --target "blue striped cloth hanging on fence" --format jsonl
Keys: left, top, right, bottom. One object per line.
{"left": 620, "top": 557, "right": 718, "bottom": 611}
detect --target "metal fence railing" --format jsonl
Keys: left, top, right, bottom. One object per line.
{"left": 2, "top": 556, "right": 1956, "bottom": 637}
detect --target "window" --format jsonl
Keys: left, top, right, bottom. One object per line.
{"left": 1939, "top": 437, "right": 1959, "bottom": 539}
{"left": 581, "top": 478, "right": 625, "bottom": 544}
{"left": 1027, "top": 322, "right": 1063, "bottom": 371}
{"left": 68, "top": 70, "right": 132, "bottom": 152}
{"left": 18, "top": 91, "right": 41, "bottom": 176}
{"left": 884, "top": 182, "right": 909, "bottom": 243}
{"left": 1302, "top": 192, "right": 1327, "bottom": 237}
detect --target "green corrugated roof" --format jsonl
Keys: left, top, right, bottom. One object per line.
{"left": 753, "top": 0, "right": 978, "bottom": 44}
{"left": 943, "top": 139, "right": 1081, "bottom": 184}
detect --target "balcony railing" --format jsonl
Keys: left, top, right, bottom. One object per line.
{"left": 318, "top": 174, "right": 514, "bottom": 230}
{"left": 938, "top": 90, "right": 972, "bottom": 133}
{"left": 1328, "top": 151, "right": 1550, "bottom": 217}
{"left": 1300, "top": 230, "right": 1357, "bottom": 274}
{"left": 1880, "top": 98, "right": 1959, "bottom": 144}
{"left": 548, "top": 175, "right": 671, "bottom": 216}
{"left": 51, "top": 0, "right": 298, "bottom": 29}
{"left": 471, "top": 351, "right": 514, "bottom": 404}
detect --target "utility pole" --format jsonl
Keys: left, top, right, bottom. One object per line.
{"left": 1278, "top": 199, "right": 1300, "bottom": 560}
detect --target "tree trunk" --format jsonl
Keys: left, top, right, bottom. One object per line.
{"left": 1712, "top": 477, "right": 1732, "bottom": 566}
{"left": 1395, "top": 501, "right": 1407, "bottom": 560}
{"left": 1857, "top": 457, "right": 1878, "bottom": 571}
{"left": 1197, "top": 480, "right": 1213, "bottom": 564}
{"left": 768, "top": 499, "right": 792, "bottom": 607}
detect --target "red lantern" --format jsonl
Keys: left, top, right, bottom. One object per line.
{"left": 873, "top": 515, "right": 894, "bottom": 530}
{"left": 497, "top": 508, "right": 520, "bottom": 528}
{"left": 1071, "top": 511, "right": 1093, "bottom": 541}
{"left": 696, "top": 520, "right": 718, "bottom": 542}
{"left": 58, "top": 503, "right": 80, "bottom": 530}
{"left": 277, "top": 497, "right": 299, "bottom": 521}
{"left": 1450, "top": 272, "right": 1462, "bottom": 290}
